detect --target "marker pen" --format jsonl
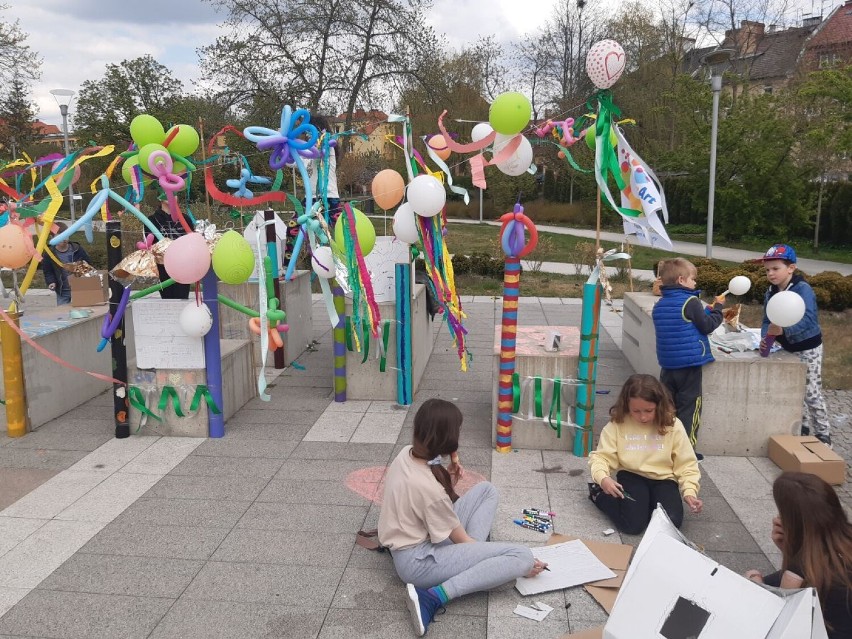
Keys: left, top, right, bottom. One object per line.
{"left": 514, "top": 519, "right": 548, "bottom": 533}
{"left": 523, "top": 508, "right": 555, "bottom": 518}
{"left": 523, "top": 515, "right": 552, "bottom": 527}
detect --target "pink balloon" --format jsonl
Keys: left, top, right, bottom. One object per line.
{"left": 163, "top": 233, "right": 211, "bottom": 284}
{"left": 51, "top": 160, "right": 81, "bottom": 186}
{"left": 586, "top": 40, "right": 626, "bottom": 89}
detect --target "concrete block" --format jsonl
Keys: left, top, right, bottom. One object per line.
{"left": 218, "top": 270, "right": 314, "bottom": 366}
{"left": 343, "top": 283, "right": 435, "bottom": 401}
{"left": 491, "top": 326, "right": 580, "bottom": 451}
{"left": 622, "top": 293, "right": 806, "bottom": 456}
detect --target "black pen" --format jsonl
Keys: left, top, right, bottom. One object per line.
{"left": 543, "top": 566, "right": 551, "bottom": 572}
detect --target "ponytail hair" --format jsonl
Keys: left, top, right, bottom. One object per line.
{"left": 412, "top": 398, "right": 463, "bottom": 502}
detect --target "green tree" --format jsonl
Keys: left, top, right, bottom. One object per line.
{"left": 0, "top": 4, "right": 40, "bottom": 92}
{"left": 74, "top": 55, "right": 184, "bottom": 145}
{"left": 0, "top": 69, "right": 37, "bottom": 159}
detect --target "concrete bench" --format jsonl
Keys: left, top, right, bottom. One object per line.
{"left": 622, "top": 292, "right": 806, "bottom": 456}
{"left": 491, "top": 325, "right": 581, "bottom": 451}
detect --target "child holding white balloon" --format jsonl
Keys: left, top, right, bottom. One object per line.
{"left": 757, "top": 244, "right": 831, "bottom": 446}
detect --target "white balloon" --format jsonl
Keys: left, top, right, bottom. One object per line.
{"left": 494, "top": 133, "right": 534, "bottom": 177}
{"left": 393, "top": 203, "right": 419, "bottom": 244}
{"left": 766, "top": 290, "right": 806, "bottom": 328}
{"left": 179, "top": 302, "right": 213, "bottom": 338}
{"left": 728, "top": 275, "right": 752, "bottom": 296}
{"left": 586, "top": 39, "right": 626, "bottom": 90}
{"left": 471, "top": 122, "right": 494, "bottom": 144}
{"left": 406, "top": 174, "right": 446, "bottom": 218}
{"left": 311, "top": 245, "right": 336, "bottom": 279}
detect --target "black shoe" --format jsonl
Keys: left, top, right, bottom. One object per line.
{"left": 695, "top": 452, "right": 704, "bottom": 462}
{"left": 816, "top": 434, "right": 832, "bottom": 449}
{"left": 588, "top": 482, "right": 603, "bottom": 503}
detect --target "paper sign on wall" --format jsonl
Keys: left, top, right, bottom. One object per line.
{"left": 361, "top": 236, "right": 411, "bottom": 303}
{"left": 131, "top": 299, "right": 205, "bottom": 370}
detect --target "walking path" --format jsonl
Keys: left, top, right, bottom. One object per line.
{"left": 448, "top": 218, "right": 852, "bottom": 276}
{"left": 0, "top": 297, "right": 850, "bottom": 637}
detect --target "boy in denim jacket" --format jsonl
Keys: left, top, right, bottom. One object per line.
{"left": 758, "top": 244, "right": 831, "bottom": 446}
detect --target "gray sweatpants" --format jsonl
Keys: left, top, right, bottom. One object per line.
{"left": 391, "top": 482, "right": 534, "bottom": 599}
{"left": 797, "top": 344, "right": 831, "bottom": 438}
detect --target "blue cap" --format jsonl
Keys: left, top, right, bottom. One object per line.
{"left": 758, "top": 244, "right": 797, "bottom": 263}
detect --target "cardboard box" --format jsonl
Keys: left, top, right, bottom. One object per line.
{"left": 604, "top": 507, "right": 828, "bottom": 639}
{"left": 561, "top": 627, "right": 604, "bottom": 639}
{"left": 768, "top": 435, "right": 846, "bottom": 485}
{"left": 547, "top": 534, "right": 633, "bottom": 614}
{"left": 69, "top": 270, "right": 109, "bottom": 307}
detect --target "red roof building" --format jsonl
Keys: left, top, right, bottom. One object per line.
{"left": 801, "top": 0, "right": 852, "bottom": 70}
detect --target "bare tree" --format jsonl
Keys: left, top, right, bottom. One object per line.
{"left": 200, "top": 0, "right": 437, "bottom": 129}
{"left": 0, "top": 4, "right": 40, "bottom": 93}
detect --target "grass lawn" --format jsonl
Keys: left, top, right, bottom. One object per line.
{"left": 370, "top": 218, "right": 742, "bottom": 272}
{"left": 455, "top": 271, "right": 652, "bottom": 299}
{"left": 665, "top": 232, "right": 852, "bottom": 265}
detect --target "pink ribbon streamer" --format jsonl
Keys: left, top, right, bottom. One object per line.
{"left": 0, "top": 308, "right": 125, "bottom": 386}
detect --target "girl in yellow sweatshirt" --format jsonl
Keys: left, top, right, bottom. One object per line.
{"left": 588, "top": 374, "right": 702, "bottom": 534}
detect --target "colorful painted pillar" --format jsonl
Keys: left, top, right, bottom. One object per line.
{"left": 574, "top": 268, "right": 603, "bottom": 457}
{"left": 265, "top": 209, "right": 285, "bottom": 369}
{"left": 106, "top": 220, "right": 129, "bottom": 439}
{"left": 395, "top": 264, "right": 413, "bottom": 405}
{"left": 0, "top": 310, "right": 27, "bottom": 437}
{"left": 202, "top": 268, "right": 225, "bottom": 437}
{"left": 495, "top": 256, "right": 521, "bottom": 453}
{"left": 332, "top": 286, "right": 346, "bottom": 402}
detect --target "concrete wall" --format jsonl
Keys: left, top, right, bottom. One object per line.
{"left": 343, "top": 283, "right": 433, "bottom": 401}
{"left": 219, "top": 270, "right": 313, "bottom": 367}
{"left": 622, "top": 292, "right": 807, "bottom": 456}
{"left": 1, "top": 307, "right": 114, "bottom": 432}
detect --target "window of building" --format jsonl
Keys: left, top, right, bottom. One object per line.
{"left": 763, "top": 86, "right": 773, "bottom": 94}
{"left": 818, "top": 53, "right": 838, "bottom": 69}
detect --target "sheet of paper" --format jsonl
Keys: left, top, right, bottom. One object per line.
{"left": 515, "top": 540, "right": 616, "bottom": 596}
{"left": 513, "top": 601, "right": 553, "bottom": 622}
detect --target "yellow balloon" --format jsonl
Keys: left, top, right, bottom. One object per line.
{"left": 334, "top": 208, "right": 376, "bottom": 257}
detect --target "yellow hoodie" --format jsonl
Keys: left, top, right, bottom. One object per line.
{"left": 589, "top": 416, "right": 700, "bottom": 498}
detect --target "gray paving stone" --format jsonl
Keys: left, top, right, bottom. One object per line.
{"left": 274, "top": 459, "right": 380, "bottom": 482}
{"left": 149, "top": 599, "right": 324, "bottom": 639}
{"left": 79, "top": 523, "right": 230, "bottom": 561}
{"left": 679, "top": 518, "right": 762, "bottom": 553}
{"left": 227, "top": 408, "right": 325, "bottom": 426}
{"left": 168, "top": 455, "right": 284, "bottom": 479}
{"left": 32, "top": 417, "right": 117, "bottom": 435}
{"left": 486, "top": 615, "right": 571, "bottom": 638}
{"left": 237, "top": 502, "right": 368, "bottom": 533}
{"left": 191, "top": 438, "right": 300, "bottom": 459}
{"left": 144, "top": 474, "right": 270, "bottom": 502}
{"left": 331, "top": 566, "right": 405, "bottom": 611}
{"left": 0, "top": 589, "right": 172, "bottom": 639}
{"left": 318, "top": 608, "right": 486, "bottom": 639}
{"left": 706, "top": 550, "right": 776, "bottom": 576}
{"left": 113, "top": 497, "right": 251, "bottom": 529}
{"left": 38, "top": 554, "right": 202, "bottom": 598}
{"left": 288, "top": 441, "right": 394, "bottom": 462}
{"left": 211, "top": 528, "right": 354, "bottom": 567}
{"left": 182, "top": 561, "right": 340, "bottom": 607}
{"left": 258, "top": 478, "right": 377, "bottom": 506}
{"left": 488, "top": 582, "right": 567, "bottom": 619}
{"left": 0, "top": 448, "right": 88, "bottom": 471}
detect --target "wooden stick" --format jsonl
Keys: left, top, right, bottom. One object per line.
{"left": 595, "top": 185, "right": 601, "bottom": 254}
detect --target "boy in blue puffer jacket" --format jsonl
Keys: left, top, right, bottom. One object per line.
{"left": 652, "top": 258, "right": 725, "bottom": 460}
{"left": 757, "top": 244, "right": 831, "bottom": 447}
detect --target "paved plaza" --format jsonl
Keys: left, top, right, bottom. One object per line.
{"left": 0, "top": 296, "right": 850, "bottom": 638}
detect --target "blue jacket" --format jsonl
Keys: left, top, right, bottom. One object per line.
{"left": 762, "top": 274, "right": 821, "bottom": 351}
{"left": 653, "top": 286, "right": 721, "bottom": 370}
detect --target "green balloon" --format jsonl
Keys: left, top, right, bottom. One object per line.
{"left": 130, "top": 114, "right": 165, "bottom": 147}
{"left": 165, "top": 124, "right": 200, "bottom": 157}
{"left": 334, "top": 208, "right": 376, "bottom": 257}
{"left": 585, "top": 125, "right": 618, "bottom": 150}
{"left": 212, "top": 230, "right": 256, "bottom": 285}
{"left": 137, "top": 143, "right": 168, "bottom": 174}
{"left": 120, "top": 156, "right": 152, "bottom": 187}
{"left": 489, "top": 92, "right": 532, "bottom": 135}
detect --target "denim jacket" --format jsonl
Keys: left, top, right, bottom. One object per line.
{"left": 761, "top": 274, "right": 822, "bottom": 346}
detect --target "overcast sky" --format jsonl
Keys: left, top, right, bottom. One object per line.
{"left": 8, "top": 0, "right": 831, "bottom": 127}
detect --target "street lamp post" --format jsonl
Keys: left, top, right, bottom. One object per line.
{"left": 49, "top": 89, "right": 76, "bottom": 222}
{"left": 699, "top": 49, "right": 733, "bottom": 259}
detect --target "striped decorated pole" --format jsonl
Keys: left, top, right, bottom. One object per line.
{"left": 495, "top": 256, "right": 521, "bottom": 452}
{"left": 395, "top": 264, "right": 413, "bottom": 405}
{"left": 574, "top": 267, "right": 603, "bottom": 456}
{"left": 332, "top": 286, "right": 347, "bottom": 402}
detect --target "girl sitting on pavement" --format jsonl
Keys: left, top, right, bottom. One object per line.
{"left": 588, "top": 374, "right": 702, "bottom": 534}
{"left": 378, "top": 398, "right": 546, "bottom": 637}
{"left": 745, "top": 472, "right": 852, "bottom": 639}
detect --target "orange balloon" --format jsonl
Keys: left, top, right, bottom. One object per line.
{"left": 427, "top": 134, "right": 452, "bottom": 161}
{"left": 0, "top": 224, "right": 34, "bottom": 269}
{"left": 371, "top": 169, "right": 405, "bottom": 210}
